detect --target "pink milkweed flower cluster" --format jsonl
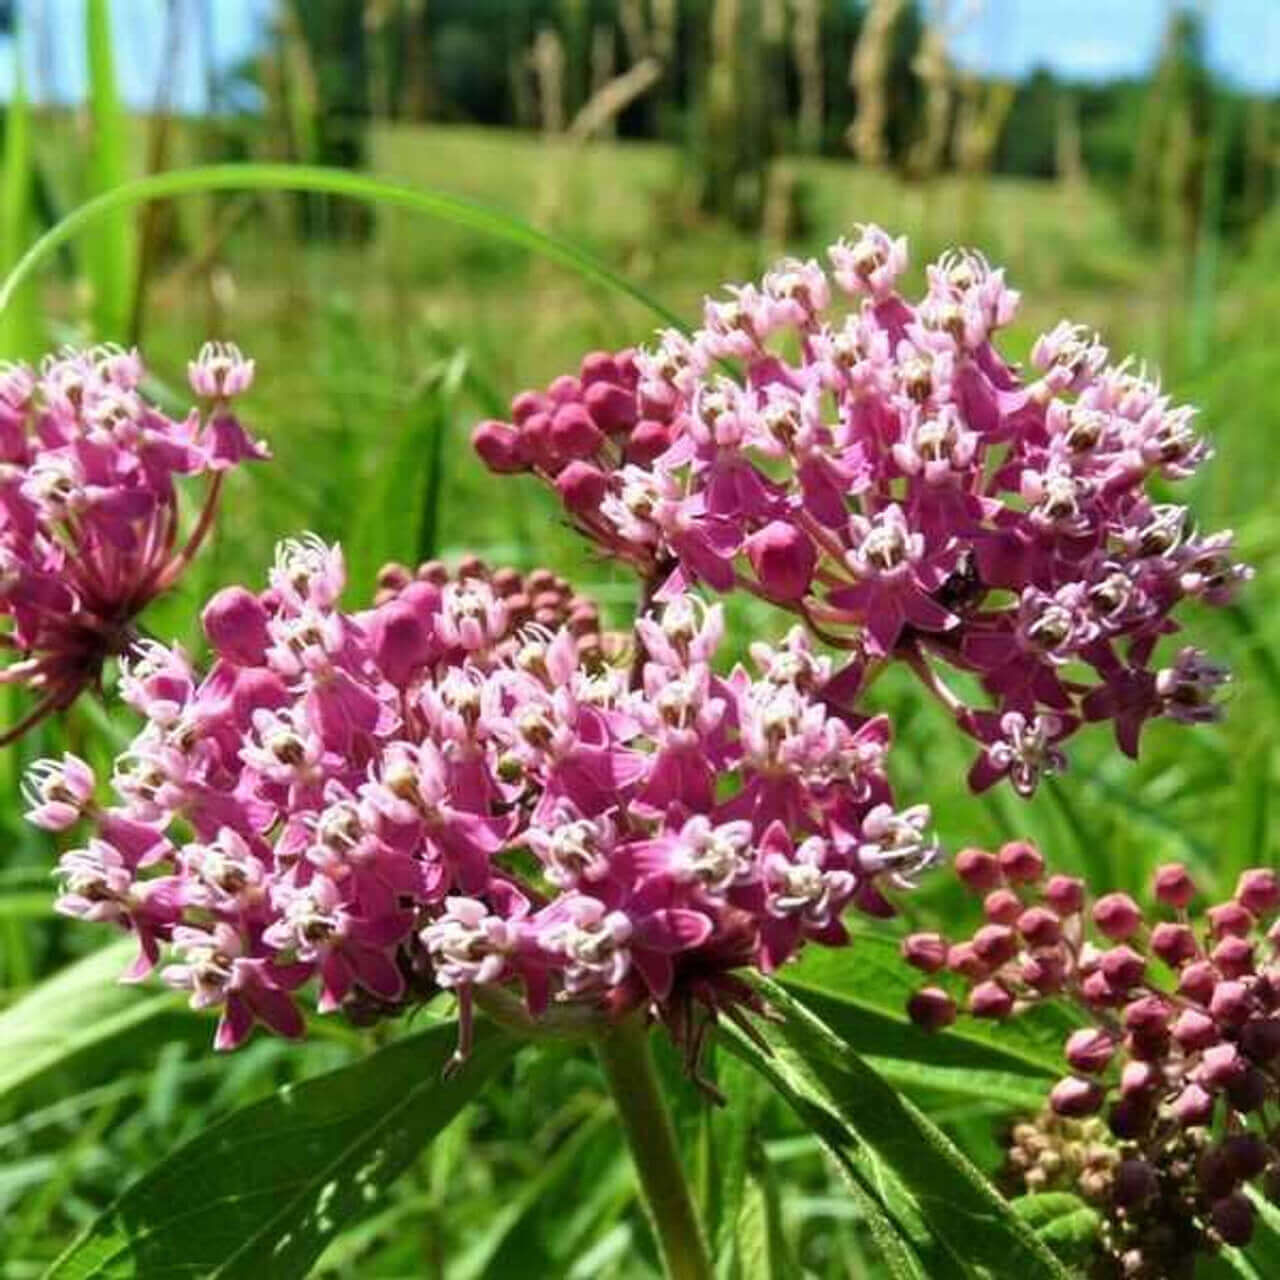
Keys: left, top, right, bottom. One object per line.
{"left": 31, "top": 536, "right": 937, "bottom": 1062}
{"left": 472, "top": 227, "right": 1249, "bottom": 795}
{"left": 0, "top": 342, "right": 266, "bottom": 742}
{"left": 904, "top": 851, "right": 1280, "bottom": 1251}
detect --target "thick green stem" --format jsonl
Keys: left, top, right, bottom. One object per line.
{"left": 595, "top": 1019, "right": 714, "bottom": 1280}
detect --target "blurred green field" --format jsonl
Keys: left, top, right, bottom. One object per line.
{"left": 3, "top": 120, "right": 1280, "bottom": 1276}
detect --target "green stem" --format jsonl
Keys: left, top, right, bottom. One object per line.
{"left": 595, "top": 1019, "right": 714, "bottom": 1280}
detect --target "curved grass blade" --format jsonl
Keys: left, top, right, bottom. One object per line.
{"left": 48, "top": 1018, "right": 519, "bottom": 1279}
{"left": 0, "top": 164, "right": 687, "bottom": 331}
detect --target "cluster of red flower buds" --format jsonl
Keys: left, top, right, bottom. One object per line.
{"left": 906, "top": 851, "right": 1280, "bottom": 1253}
{"left": 372, "top": 556, "right": 607, "bottom": 662}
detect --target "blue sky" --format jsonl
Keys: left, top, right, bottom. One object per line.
{"left": 0, "top": 0, "right": 1277, "bottom": 109}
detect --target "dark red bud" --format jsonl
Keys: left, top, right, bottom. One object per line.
{"left": 1151, "top": 921, "right": 1198, "bottom": 968}
{"left": 471, "top": 420, "right": 530, "bottom": 473}
{"left": 1093, "top": 892, "right": 1142, "bottom": 940}
{"left": 1065, "top": 1027, "right": 1116, "bottom": 1073}
{"left": 584, "top": 380, "right": 638, "bottom": 433}
{"left": 954, "top": 848, "right": 1002, "bottom": 892}
{"left": 907, "top": 987, "right": 957, "bottom": 1032}
{"left": 1153, "top": 862, "right": 1196, "bottom": 908}
{"left": 1211, "top": 1193, "right": 1255, "bottom": 1247}
{"left": 1237, "top": 869, "right": 1280, "bottom": 916}
{"left": 969, "top": 980, "right": 1015, "bottom": 1019}
{"left": 901, "top": 932, "right": 948, "bottom": 973}
{"left": 1044, "top": 874, "right": 1085, "bottom": 916}
{"left": 554, "top": 461, "right": 609, "bottom": 515}
{"left": 998, "top": 840, "right": 1044, "bottom": 884}
{"left": 983, "top": 888, "right": 1022, "bottom": 925}
{"left": 1050, "top": 1076, "right": 1105, "bottom": 1117}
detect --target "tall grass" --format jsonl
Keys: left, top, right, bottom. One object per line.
{"left": 83, "top": 0, "right": 136, "bottom": 340}
{"left": 0, "top": 55, "right": 38, "bottom": 359}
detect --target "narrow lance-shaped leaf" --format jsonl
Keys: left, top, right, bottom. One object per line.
{"left": 49, "top": 1018, "right": 520, "bottom": 1279}
{"left": 729, "top": 978, "right": 1074, "bottom": 1280}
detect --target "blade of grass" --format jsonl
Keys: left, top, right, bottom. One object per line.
{"left": 84, "top": 0, "right": 135, "bottom": 340}
{"left": 0, "top": 164, "right": 687, "bottom": 331}
{"left": 0, "top": 50, "right": 39, "bottom": 358}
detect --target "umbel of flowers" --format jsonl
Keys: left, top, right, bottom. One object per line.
{"left": 0, "top": 343, "right": 266, "bottom": 742}
{"left": 905, "top": 852, "right": 1280, "bottom": 1257}
{"left": 473, "top": 226, "right": 1248, "bottom": 796}
{"left": 32, "top": 536, "right": 937, "bottom": 1062}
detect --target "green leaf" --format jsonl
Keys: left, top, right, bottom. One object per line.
{"left": 48, "top": 1018, "right": 520, "bottom": 1279}
{"left": 733, "top": 1138, "right": 799, "bottom": 1280}
{"left": 718, "top": 1021, "right": 934, "bottom": 1279}
{"left": 0, "top": 940, "right": 198, "bottom": 1115}
{"left": 84, "top": 0, "right": 136, "bottom": 339}
{"left": 452, "top": 1098, "right": 615, "bottom": 1280}
{"left": 0, "top": 165, "right": 685, "bottom": 331}
{"left": 782, "top": 933, "right": 1073, "bottom": 1108}
{"left": 728, "top": 979, "right": 1074, "bottom": 1280}
{"left": 1009, "top": 1194, "right": 1100, "bottom": 1268}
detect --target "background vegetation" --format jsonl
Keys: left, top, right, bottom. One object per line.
{"left": 0, "top": 1, "right": 1277, "bottom": 1275}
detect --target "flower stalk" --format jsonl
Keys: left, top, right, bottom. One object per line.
{"left": 595, "top": 1018, "right": 714, "bottom": 1280}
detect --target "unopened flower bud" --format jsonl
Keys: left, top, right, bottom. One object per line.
{"left": 1210, "top": 1193, "right": 1255, "bottom": 1247}
{"left": 1153, "top": 862, "right": 1196, "bottom": 909}
{"left": 1173, "top": 1008, "right": 1220, "bottom": 1052}
{"left": 202, "top": 586, "right": 270, "bottom": 666}
{"left": 1150, "top": 921, "right": 1197, "bottom": 968}
{"left": 908, "top": 986, "right": 956, "bottom": 1031}
{"left": 1236, "top": 869, "right": 1280, "bottom": 916}
{"left": 1210, "top": 980, "right": 1252, "bottom": 1027}
{"left": 969, "top": 980, "right": 1015, "bottom": 1019}
{"left": 1208, "top": 900, "right": 1254, "bottom": 939}
{"left": 901, "top": 932, "right": 948, "bottom": 973}
{"left": 983, "top": 888, "right": 1022, "bottom": 924}
{"left": 471, "top": 420, "right": 530, "bottom": 473}
{"left": 1093, "top": 892, "right": 1142, "bottom": 940}
{"left": 746, "top": 521, "right": 817, "bottom": 602}
{"left": 1065, "top": 1027, "right": 1116, "bottom": 1074}
{"left": 954, "top": 847, "right": 1002, "bottom": 892}
{"left": 1044, "top": 874, "right": 1084, "bottom": 916}
{"left": 1171, "top": 1082, "right": 1215, "bottom": 1126}
{"left": 1017, "top": 906, "right": 1061, "bottom": 947}
{"left": 1113, "top": 1158, "right": 1158, "bottom": 1208}
{"left": 1212, "top": 934, "right": 1255, "bottom": 979}
{"left": 998, "top": 840, "right": 1044, "bottom": 883}
{"left": 554, "top": 461, "right": 609, "bottom": 515}
{"left": 1050, "top": 1076, "right": 1105, "bottom": 1117}
{"left": 972, "top": 923, "right": 1018, "bottom": 967}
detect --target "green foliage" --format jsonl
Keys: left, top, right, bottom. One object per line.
{"left": 0, "top": 117, "right": 1276, "bottom": 1277}
{"left": 48, "top": 1018, "right": 519, "bottom": 1279}
{"left": 725, "top": 980, "right": 1073, "bottom": 1279}
{"left": 0, "top": 54, "right": 39, "bottom": 358}
{"left": 83, "top": 0, "right": 136, "bottom": 339}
